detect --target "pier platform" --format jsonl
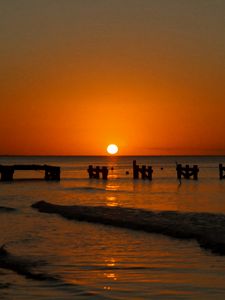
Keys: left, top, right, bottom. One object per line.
{"left": 0, "top": 164, "right": 60, "bottom": 181}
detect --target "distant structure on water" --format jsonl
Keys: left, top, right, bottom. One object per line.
{"left": 87, "top": 165, "right": 108, "bottom": 180}
{"left": 133, "top": 160, "right": 153, "bottom": 180}
{"left": 176, "top": 164, "right": 199, "bottom": 180}
{"left": 0, "top": 165, "right": 60, "bottom": 181}
{"left": 219, "top": 164, "right": 225, "bottom": 179}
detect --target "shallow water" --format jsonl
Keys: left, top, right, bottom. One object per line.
{"left": 0, "top": 156, "right": 225, "bottom": 299}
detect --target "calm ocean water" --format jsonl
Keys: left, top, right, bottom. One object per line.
{"left": 0, "top": 155, "right": 225, "bottom": 299}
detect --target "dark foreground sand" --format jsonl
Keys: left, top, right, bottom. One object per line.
{"left": 32, "top": 201, "right": 225, "bottom": 255}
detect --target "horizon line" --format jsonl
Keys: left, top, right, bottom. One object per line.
{"left": 0, "top": 154, "right": 225, "bottom": 157}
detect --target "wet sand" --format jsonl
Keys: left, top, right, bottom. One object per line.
{"left": 32, "top": 201, "right": 225, "bottom": 255}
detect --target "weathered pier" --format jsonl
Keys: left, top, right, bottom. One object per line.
{"left": 0, "top": 165, "right": 60, "bottom": 181}
{"left": 87, "top": 165, "right": 108, "bottom": 180}
{"left": 176, "top": 164, "right": 199, "bottom": 180}
{"left": 219, "top": 164, "right": 225, "bottom": 179}
{"left": 133, "top": 160, "right": 153, "bottom": 180}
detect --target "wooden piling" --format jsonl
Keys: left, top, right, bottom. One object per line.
{"left": 87, "top": 165, "right": 94, "bottom": 178}
{"left": 176, "top": 164, "right": 182, "bottom": 180}
{"left": 147, "top": 166, "right": 153, "bottom": 180}
{"left": 193, "top": 165, "right": 199, "bottom": 180}
{"left": 133, "top": 160, "right": 153, "bottom": 180}
{"left": 133, "top": 160, "right": 139, "bottom": 179}
{"left": 87, "top": 165, "right": 108, "bottom": 180}
{"left": 176, "top": 164, "right": 199, "bottom": 180}
{"left": 102, "top": 166, "right": 108, "bottom": 180}
{"left": 0, "top": 166, "right": 14, "bottom": 181}
{"left": 45, "top": 166, "right": 60, "bottom": 181}
{"left": 219, "top": 164, "right": 225, "bottom": 179}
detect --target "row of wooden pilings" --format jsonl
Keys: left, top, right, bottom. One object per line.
{"left": 87, "top": 161, "right": 225, "bottom": 180}
{"left": 87, "top": 165, "right": 109, "bottom": 180}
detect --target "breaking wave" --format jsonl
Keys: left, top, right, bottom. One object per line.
{"left": 0, "top": 206, "right": 17, "bottom": 213}
{"left": 32, "top": 201, "right": 225, "bottom": 256}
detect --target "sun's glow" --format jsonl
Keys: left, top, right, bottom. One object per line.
{"left": 107, "top": 144, "right": 118, "bottom": 155}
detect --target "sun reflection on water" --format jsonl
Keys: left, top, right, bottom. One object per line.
{"left": 103, "top": 258, "right": 118, "bottom": 291}
{"left": 106, "top": 184, "right": 120, "bottom": 191}
{"left": 104, "top": 272, "right": 117, "bottom": 280}
{"left": 106, "top": 196, "right": 118, "bottom": 207}
{"left": 106, "top": 258, "right": 116, "bottom": 267}
{"left": 105, "top": 184, "right": 120, "bottom": 207}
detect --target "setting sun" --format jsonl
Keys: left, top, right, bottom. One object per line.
{"left": 107, "top": 144, "right": 118, "bottom": 155}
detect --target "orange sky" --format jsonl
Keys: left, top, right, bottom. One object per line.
{"left": 0, "top": 0, "right": 225, "bottom": 155}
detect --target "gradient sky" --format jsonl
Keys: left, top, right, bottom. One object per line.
{"left": 0, "top": 0, "right": 225, "bottom": 155}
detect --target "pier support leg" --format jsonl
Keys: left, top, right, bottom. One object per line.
{"left": 219, "top": 164, "right": 224, "bottom": 180}
{"left": 176, "top": 164, "right": 182, "bottom": 180}
{"left": 133, "top": 160, "right": 139, "bottom": 179}
{"left": 45, "top": 167, "right": 60, "bottom": 181}
{"left": 147, "top": 166, "right": 153, "bottom": 180}
{"left": 102, "top": 167, "right": 108, "bottom": 180}
{"left": 0, "top": 167, "right": 14, "bottom": 181}
{"left": 193, "top": 165, "right": 199, "bottom": 180}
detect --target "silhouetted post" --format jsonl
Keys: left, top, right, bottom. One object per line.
{"left": 51, "top": 166, "right": 60, "bottom": 180}
{"left": 147, "top": 166, "right": 153, "bottom": 180}
{"left": 102, "top": 166, "right": 108, "bottom": 180}
{"left": 87, "top": 165, "right": 94, "bottom": 178}
{"left": 193, "top": 165, "right": 199, "bottom": 180}
{"left": 176, "top": 164, "right": 182, "bottom": 180}
{"left": 0, "top": 166, "right": 14, "bottom": 181}
{"left": 141, "top": 165, "right": 146, "bottom": 179}
{"left": 219, "top": 164, "right": 225, "bottom": 179}
{"left": 45, "top": 166, "right": 60, "bottom": 181}
{"left": 133, "top": 160, "right": 139, "bottom": 179}
{"left": 45, "top": 168, "right": 50, "bottom": 180}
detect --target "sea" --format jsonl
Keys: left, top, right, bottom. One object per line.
{"left": 0, "top": 155, "right": 225, "bottom": 300}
